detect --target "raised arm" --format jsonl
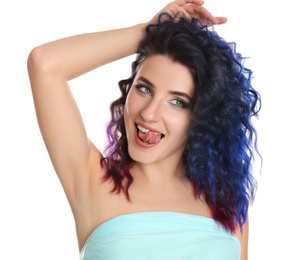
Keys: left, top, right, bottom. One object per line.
{"left": 27, "top": 23, "right": 148, "bottom": 201}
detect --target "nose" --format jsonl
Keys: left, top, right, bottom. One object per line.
{"left": 140, "top": 99, "right": 162, "bottom": 122}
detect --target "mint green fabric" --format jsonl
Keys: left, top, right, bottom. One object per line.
{"left": 80, "top": 211, "right": 240, "bottom": 260}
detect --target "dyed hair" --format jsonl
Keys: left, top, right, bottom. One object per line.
{"left": 102, "top": 13, "right": 261, "bottom": 233}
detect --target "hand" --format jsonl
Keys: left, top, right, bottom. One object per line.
{"left": 150, "top": 0, "right": 227, "bottom": 26}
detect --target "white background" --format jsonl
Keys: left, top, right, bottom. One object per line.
{"left": 0, "top": 0, "right": 303, "bottom": 259}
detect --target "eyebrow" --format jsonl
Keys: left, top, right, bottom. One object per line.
{"left": 137, "top": 76, "right": 193, "bottom": 102}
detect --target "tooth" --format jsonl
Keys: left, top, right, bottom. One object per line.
{"left": 137, "top": 125, "right": 149, "bottom": 133}
{"left": 137, "top": 124, "right": 162, "bottom": 135}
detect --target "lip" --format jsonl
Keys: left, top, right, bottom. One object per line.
{"left": 134, "top": 127, "right": 159, "bottom": 148}
{"left": 134, "top": 122, "right": 164, "bottom": 149}
{"left": 135, "top": 122, "right": 164, "bottom": 135}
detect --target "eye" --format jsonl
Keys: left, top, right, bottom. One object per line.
{"left": 136, "top": 85, "right": 152, "bottom": 95}
{"left": 170, "top": 99, "right": 189, "bottom": 108}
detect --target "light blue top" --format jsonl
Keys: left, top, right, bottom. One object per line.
{"left": 80, "top": 211, "right": 240, "bottom": 260}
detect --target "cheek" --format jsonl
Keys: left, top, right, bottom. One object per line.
{"left": 124, "top": 88, "right": 142, "bottom": 117}
{"left": 124, "top": 92, "right": 133, "bottom": 132}
{"left": 124, "top": 97, "right": 135, "bottom": 144}
{"left": 166, "top": 112, "right": 192, "bottom": 139}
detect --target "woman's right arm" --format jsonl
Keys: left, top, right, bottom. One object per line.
{"left": 27, "top": 23, "right": 148, "bottom": 201}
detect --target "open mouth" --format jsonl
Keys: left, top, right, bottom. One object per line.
{"left": 136, "top": 124, "right": 165, "bottom": 145}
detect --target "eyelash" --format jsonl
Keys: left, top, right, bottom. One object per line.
{"left": 136, "top": 85, "right": 152, "bottom": 95}
{"left": 135, "top": 84, "right": 189, "bottom": 109}
{"left": 171, "top": 99, "right": 189, "bottom": 108}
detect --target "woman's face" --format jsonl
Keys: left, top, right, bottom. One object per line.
{"left": 124, "top": 55, "right": 195, "bottom": 166}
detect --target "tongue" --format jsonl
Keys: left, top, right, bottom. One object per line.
{"left": 138, "top": 131, "right": 162, "bottom": 144}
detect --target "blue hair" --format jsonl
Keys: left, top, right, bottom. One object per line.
{"left": 103, "top": 13, "right": 261, "bottom": 232}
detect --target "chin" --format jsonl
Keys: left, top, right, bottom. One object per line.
{"left": 127, "top": 147, "right": 158, "bottom": 165}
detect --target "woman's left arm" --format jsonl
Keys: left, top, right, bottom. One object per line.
{"left": 234, "top": 221, "right": 249, "bottom": 260}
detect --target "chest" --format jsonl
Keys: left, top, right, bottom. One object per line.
{"left": 80, "top": 212, "right": 240, "bottom": 260}
{"left": 76, "top": 170, "right": 212, "bottom": 251}
{"left": 86, "top": 177, "right": 213, "bottom": 237}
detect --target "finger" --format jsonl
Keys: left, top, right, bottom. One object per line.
{"left": 185, "top": 5, "right": 223, "bottom": 25}
{"left": 215, "top": 17, "right": 228, "bottom": 25}
{"left": 175, "top": 0, "right": 204, "bottom": 6}
{"left": 184, "top": 5, "right": 216, "bottom": 24}
{"left": 193, "top": 5, "right": 219, "bottom": 24}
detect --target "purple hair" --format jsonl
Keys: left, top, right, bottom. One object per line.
{"left": 102, "top": 13, "right": 261, "bottom": 233}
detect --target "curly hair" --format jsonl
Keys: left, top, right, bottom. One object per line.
{"left": 102, "top": 13, "right": 261, "bottom": 233}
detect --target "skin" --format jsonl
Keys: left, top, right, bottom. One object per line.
{"left": 27, "top": 0, "right": 248, "bottom": 258}
{"left": 124, "top": 55, "right": 194, "bottom": 168}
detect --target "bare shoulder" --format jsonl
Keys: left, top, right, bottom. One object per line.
{"left": 234, "top": 221, "right": 249, "bottom": 260}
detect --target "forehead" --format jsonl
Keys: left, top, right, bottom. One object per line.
{"left": 135, "top": 55, "right": 195, "bottom": 96}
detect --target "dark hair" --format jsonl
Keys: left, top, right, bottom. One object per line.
{"left": 102, "top": 13, "right": 261, "bottom": 233}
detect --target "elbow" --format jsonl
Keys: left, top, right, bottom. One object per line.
{"left": 27, "top": 45, "right": 57, "bottom": 75}
{"left": 27, "top": 46, "right": 44, "bottom": 74}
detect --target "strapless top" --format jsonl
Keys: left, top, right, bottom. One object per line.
{"left": 80, "top": 211, "right": 240, "bottom": 260}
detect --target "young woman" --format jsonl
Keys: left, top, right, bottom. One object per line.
{"left": 28, "top": 1, "right": 260, "bottom": 259}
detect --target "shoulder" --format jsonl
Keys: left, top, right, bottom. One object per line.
{"left": 234, "top": 221, "right": 249, "bottom": 260}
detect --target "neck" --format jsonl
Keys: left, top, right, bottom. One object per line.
{"left": 131, "top": 158, "right": 186, "bottom": 187}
